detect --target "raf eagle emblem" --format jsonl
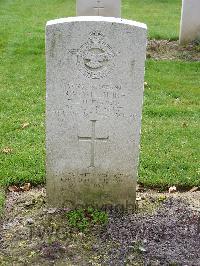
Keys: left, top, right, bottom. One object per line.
{"left": 76, "top": 31, "right": 115, "bottom": 79}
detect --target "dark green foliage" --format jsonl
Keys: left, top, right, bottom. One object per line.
{"left": 66, "top": 208, "right": 108, "bottom": 232}
{"left": 0, "top": 188, "right": 5, "bottom": 216}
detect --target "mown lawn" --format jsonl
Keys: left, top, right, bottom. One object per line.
{"left": 0, "top": 0, "right": 199, "bottom": 189}
{"left": 123, "top": 0, "right": 181, "bottom": 40}
{"left": 141, "top": 60, "right": 200, "bottom": 188}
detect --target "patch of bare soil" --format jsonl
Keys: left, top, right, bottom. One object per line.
{"left": 0, "top": 188, "right": 199, "bottom": 265}
{"left": 147, "top": 40, "right": 200, "bottom": 61}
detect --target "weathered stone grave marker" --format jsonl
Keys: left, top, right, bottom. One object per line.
{"left": 46, "top": 17, "right": 147, "bottom": 209}
{"left": 179, "top": 0, "right": 200, "bottom": 44}
{"left": 76, "top": 0, "right": 121, "bottom": 17}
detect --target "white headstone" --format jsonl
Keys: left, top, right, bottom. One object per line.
{"left": 76, "top": 0, "right": 121, "bottom": 17}
{"left": 46, "top": 17, "right": 147, "bottom": 209}
{"left": 179, "top": 0, "right": 200, "bottom": 44}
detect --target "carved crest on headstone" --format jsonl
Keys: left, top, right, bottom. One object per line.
{"left": 77, "top": 31, "right": 115, "bottom": 79}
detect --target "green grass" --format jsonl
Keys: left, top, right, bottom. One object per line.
{"left": 0, "top": 0, "right": 181, "bottom": 43}
{"left": 140, "top": 60, "right": 200, "bottom": 188}
{"left": 123, "top": 0, "right": 181, "bottom": 40}
{"left": 66, "top": 207, "right": 108, "bottom": 232}
{"left": 0, "top": 0, "right": 199, "bottom": 189}
{"left": 0, "top": 188, "right": 5, "bottom": 216}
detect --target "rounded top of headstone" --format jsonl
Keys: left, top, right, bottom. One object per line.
{"left": 46, "top": 16, "right": 147, "bottom": 30}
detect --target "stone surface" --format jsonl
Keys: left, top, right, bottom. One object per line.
{"left": 76, "top": 0, "right": 121, "bottom": 17}
{"left": 46, "top": 17, "right": 147, "bottom": 208}
{"left": 179, "top": 0, "right": 200, "bottom": 44}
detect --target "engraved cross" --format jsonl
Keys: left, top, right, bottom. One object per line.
{"left": 78, "top": 120, "right": 109, "bottom": 167}
{"left": 93, "top": 0, "right": 104, "bottom": 16}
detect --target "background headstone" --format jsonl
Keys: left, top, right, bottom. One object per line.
{"left": 179, "top": 0, "right": 200, "bottom": 44}
{"left": 76, "top": 0, "right": 121, "bottom": 17}
{"left": 46, "top": 17, "right": 147, "bottom": 209}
